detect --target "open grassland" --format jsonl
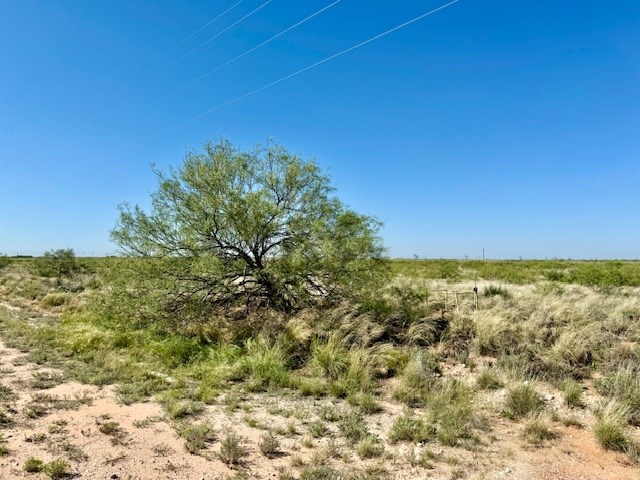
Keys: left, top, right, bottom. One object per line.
{"left": 0, "top": 258, "right": 639, "bottom": 479}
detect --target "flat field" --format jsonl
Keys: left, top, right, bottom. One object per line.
{"left": 0, "top": 258, "right": 639, "bottom": 479}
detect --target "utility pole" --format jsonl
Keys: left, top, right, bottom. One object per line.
{"left": 482, "top": 248, "right": 485, "bottom": 261}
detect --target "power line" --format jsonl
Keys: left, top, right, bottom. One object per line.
{"left": 139, "top": 0, "right": 342, "bottom": 112}
{"left": 0, "top": 0, "right": 248, "bottom": 173}
{"left": 142, "top": 0, "right": 460, "bottom": 141}
{"left": 0, "top": 1, "right": 340, "bottom": 185}
{"left": 130, "top": 0, "right": 245, "bottom": 77}
{"left": 0, "top": 0, "right": 459, "bottom": 189}
{"left": 149, "top": 0, "right": 274, "bottom": 77}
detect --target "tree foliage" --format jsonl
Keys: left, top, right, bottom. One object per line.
{"left": 37, "top": 249, "right": 78, "bottom": 284}
{"left": 111, "top": 140, "right": 387, "bottom": 318}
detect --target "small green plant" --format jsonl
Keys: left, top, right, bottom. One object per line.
{"left": 259, "top": 432, "right": 281, "bottom": 458}
{"left": 0, "top": 445, "right": 9, "bottom": 456}
{"left": 218, "top": 432, "right": 246, "bottom": 466}
{"left": 502, "top": 384, "right": 543, "bottom": 420}
{"left": 97, "top": 420, "right": 120, "bottom": 435}
{"left": 24, "top": 457, "right": 45, "bottom": 472}
{"left": 308, "top": 420, "right": 329, "bottom": 438}
{"left": 43, "top": 458, "right": 71, "bottom": 479}
{"left": 299, "top": 466, "right": 341, "bottom": 480}
{"left": 179, "top": 422, "right": 215, "bottom": 454}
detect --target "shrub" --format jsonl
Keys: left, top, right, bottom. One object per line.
{"left": 24, "top": 457, "right": 44, "bottom": 472}
{"left": 484, "top": 285, "right": 510, "bottom": 298}
{"left": 218, "top": 432, "right": 246, "bottom": 466}
{"left": 43, "top": 459, "right": 71, "bottom": 479}
{"left": 178, "top": 422, "right": 215, "bottom": 454}
{"left": 259, "top": 432, "right": 280, "bottom": 458}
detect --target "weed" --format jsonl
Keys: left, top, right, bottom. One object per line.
{"left": 164, "top": 398, "right": 205, "bottom": 419}
{"left": 595, "top": 366, "right": 640, "bottom": 425}
{"left": 593, "top": 402, "right": 629, "bottom": 452}
{"left": 0, "top": 409, "right": 13, "bottom": 428}
{"left": 152, "top": 443, "right": 174, "bottom": 457}
{"left": 347, "top": 392, "right": 382, "bottom": 414}
{"left": 311, "top": 335, "right": 348, "bottom": 379}
{"left": 356, "top": 435, "right": 384, "bottom": 458}
{"left": 29, "top": 371, "right": 65, "bottom": 389}
{"left": 299, "top": 377, "right": 328, "bottom": 397}
{"left": 389, "top": 412, "right": 434, "bottom": 443}
{"left": 259, "top": 432, "right": 281, "bottom": 458}
{"left": 97, "top": 420, "right": 120, "bottom": 435}
{"left": 43, "top": 458, "right": 71, "bottom": 479}
{"left": 58, "top": 441, "right": 88, "bottom": 462}
{"left": 308, "top": 419, "right": 329, "bottom": 438}
{"left": 338, "top": 410, "right": 368, "bottom": 443}
{"left": 0, "top": 384, "right": 16, "bottom": 401}
{"left": 299, "top": 466, "right": 341, "bottom": 480}
{"left": 484, "top": 285, "right": 510, "bottom": 298}
{"left": 24, "top": 457, "right": 45, "bottom": 472}
{"left": 178, "top": 422, "right": 215, "bottom": 454}
{"left": 218, "top": 432, "right": 246, "bottom": 466}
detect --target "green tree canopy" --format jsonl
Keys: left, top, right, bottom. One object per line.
{"left": 111, "top": 140, "right": 386, "bottom": 316}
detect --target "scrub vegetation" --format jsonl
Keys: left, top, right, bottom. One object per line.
{"left": 0, "top": 142, "right": 639, "bottom": 478}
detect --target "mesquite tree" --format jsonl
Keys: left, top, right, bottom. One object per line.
{"left": 111, "top": 140, "right": 386, "bottom": 317}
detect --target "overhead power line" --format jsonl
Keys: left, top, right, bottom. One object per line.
{"left": 150, "top": 0, "right": 274, "bottom": 77}
{"left": 142, "top": 0, "right": 460, "bottom": 141}
{"left": 0, "top": 0, "right": 249, "bottom": 173}
{"left": 1, "top": 0, "right": 340, "bottom": 182}
{"left": 0, "top": 0, "right": 459, "bottom": 189}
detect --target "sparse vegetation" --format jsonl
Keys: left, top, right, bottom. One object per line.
{"left": 2, "top": 255, "right": 640, "bottom": 478}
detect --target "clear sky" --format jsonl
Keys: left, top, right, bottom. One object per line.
{"left": 1, "top": 0, "right": 638, "bottom": 259}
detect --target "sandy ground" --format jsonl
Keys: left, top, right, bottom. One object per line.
{"left": 1, "top": 303, "right": 639, "bottom": 480}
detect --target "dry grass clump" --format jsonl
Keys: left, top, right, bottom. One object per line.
{"left": 502, "top": 384, "right": 543, "bottom": 420}
{"left": 593, "top": 401, "right": 630, "bottom": 452}
{"left": 521, "top": 415, "right": 557, "bottom": 445}
{"left": 595, "top": 366, "right": 640, "bottom": 425}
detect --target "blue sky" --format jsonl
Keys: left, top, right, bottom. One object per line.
{"left": 1, "top": 0, "right": 638, "bottom": 259}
